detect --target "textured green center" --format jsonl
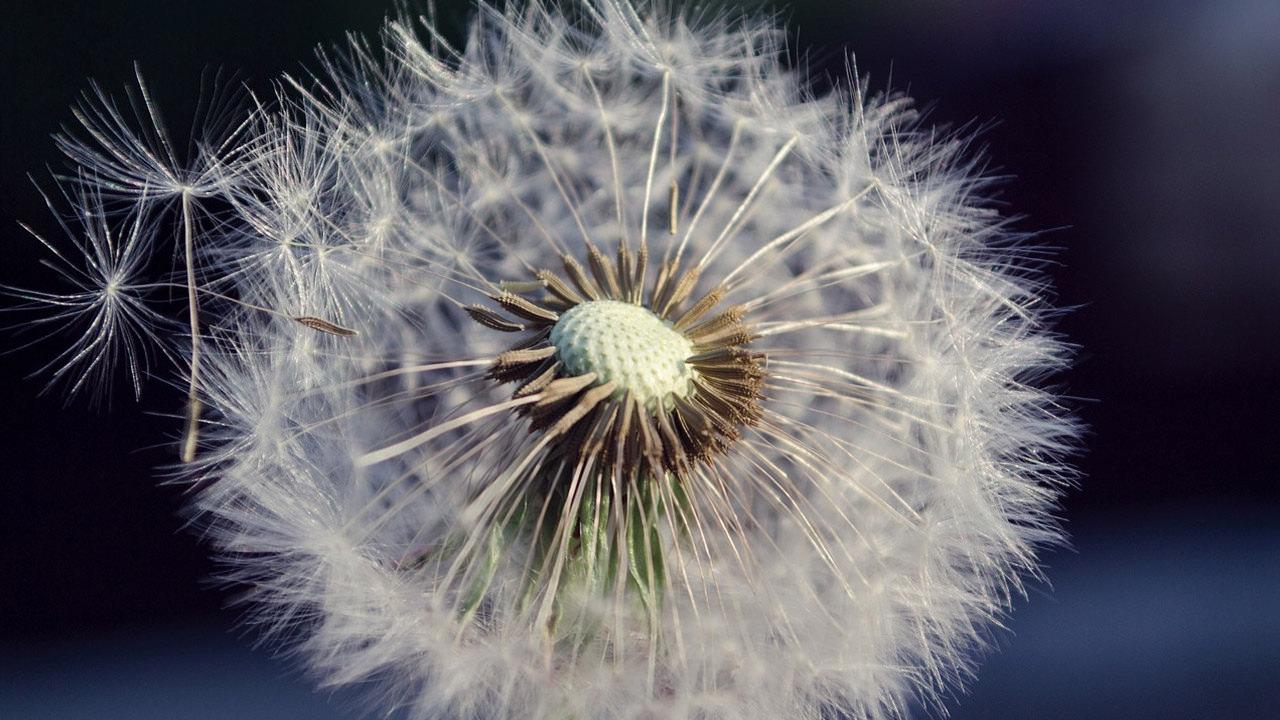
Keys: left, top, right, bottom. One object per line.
{"left": 550, "top": 300, "right": 694, "bottom": 409}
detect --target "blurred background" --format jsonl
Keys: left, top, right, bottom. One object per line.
{"left": 2, "top": 1, "right": 1277, "bottom": 718}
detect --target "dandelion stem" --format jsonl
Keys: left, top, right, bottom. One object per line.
{"left": 671, "top": 121, "right": 741, "bottom": 266}
{"left": 179, "top": 189, "right": 201, "bottom": 463}
{"left": 668, "top": 88, "right": 679, "bottom": 237}
{"left": 698, "top": 136, "right": 798, "bottom": 269}
{"left": 719, "top": 184, "right": 878, "bottom": 288}
{"left": 584, "top": 70, "right": 629, "bottom": 251}
{"left": 356, "top": 394, "right": 543, "bottom": 467}
{"left": 639, "top": 71, "right": 671, "bottom": 257}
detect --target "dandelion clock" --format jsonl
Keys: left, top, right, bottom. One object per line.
{"left": 11, "top": 1, "right": 1077, "bottom": 718}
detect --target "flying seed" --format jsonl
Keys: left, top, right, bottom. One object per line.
{"left": 294, "top": 316, "right": 358, "bottom": 337}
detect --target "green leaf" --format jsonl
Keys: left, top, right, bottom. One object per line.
{"left": 626, "top": 482, "right": 666, "bottom": 617}
{"left": 458, "top": 522, "right": 503, "bottom": 622}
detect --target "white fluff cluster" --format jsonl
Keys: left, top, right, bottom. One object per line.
{"left": 17, "top": 2, "right": 1076, "bottom": 718}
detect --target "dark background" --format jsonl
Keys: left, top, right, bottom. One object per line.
{"left": 2, "top": 1, "right": 1277, "bottom": 718}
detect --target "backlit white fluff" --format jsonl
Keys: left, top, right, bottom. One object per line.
{"left": 17, "top": 2, "right": 1076, "bottom": 718}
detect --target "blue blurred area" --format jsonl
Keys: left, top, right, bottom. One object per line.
{"left": 1, "top": 623, "right": 358, "bottom": 720}
{"left": 950, "top": 508, "right": 1280, "bottom": 719}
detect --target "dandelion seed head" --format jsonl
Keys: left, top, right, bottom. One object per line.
{"left": 14, "top": 1, "right": 1079, "bottom": 719}
{"left": 549, "top": 300, "right": 694, "bottom": 407}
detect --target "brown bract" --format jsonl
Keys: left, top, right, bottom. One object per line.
{"left": 466, "top": 245, "right": 766, "bottom": 488}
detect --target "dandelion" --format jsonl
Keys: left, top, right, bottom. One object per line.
{"left": 13, "top": 1, "right": 1076, "bottom": 718}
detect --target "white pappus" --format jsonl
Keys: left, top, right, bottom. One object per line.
{"left": 13, "top": 1, "right": 1078, "bottom": 719}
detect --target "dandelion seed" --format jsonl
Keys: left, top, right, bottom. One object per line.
{"left": 14, "top": 2, "right": 1077, "bottom": 719}
{"left": 4, "top": 182, "right": 171, "bottom": 402}
{"left": 292, "top": 315, "right": 358, "bottom": 337}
